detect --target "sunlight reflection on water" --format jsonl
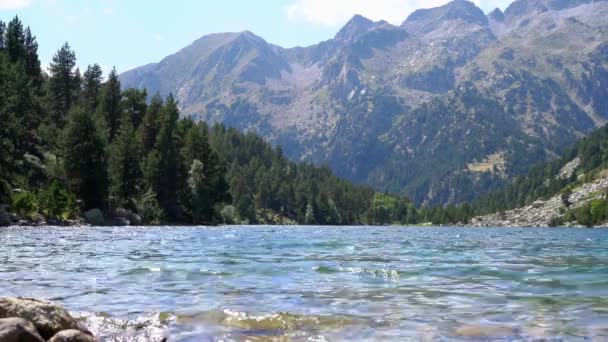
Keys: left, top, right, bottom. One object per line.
{"left": 1, "top": 226, "right": 608, "bottom": 341}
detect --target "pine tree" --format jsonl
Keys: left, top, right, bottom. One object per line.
{"left": 10, "top": 54, "right": 38, "bottom": 154}
{"left": 99, "top": 67, "right": 122, "bottom": 140}
{"left": 229, "top": 175, "right": 255, "bottom": 223}
{"left": 82, "top": 64, "right": 103, "bottom": 113}
{"left": 108, "top": 116, "right": 141, "bottom": 203}
{"left": 188, "top": 159, "right": 210, "bottom": 223}
{"left": 327, "top": 198, "right": 342, "bottom": 224}
{"left": 0, "top": 21, "right": 6, "bottom": 50}
{"left": 48, "top": 43, "right": 79, "bottom": 125}
{"left": 62, "top": 108, "right": 108, "bottom": 210}
{"left": 23, "top": 27, "right": 41, "bottom": 89}
{"left": 138, "top": 93, "right": 162, "bottom": 155}
{"left": 0, "top": 53, "right": 22, "bottom": 182}
{"left": 122, "top": 88, "right": 147, "bottom": 128}
{"left": 6, "top": 16, "right": 24, "bottom": 63}
{"left": 0, "top": 51, "right": 37, "bottom": 182}
{"left": 182, "top": 124, "right": 230, "bottom": 223}
{"left": 304, "top": 203, "right": 316, "bottom": 225}
{"left": 154, "top": 94, "right": 181, "bottom": 218}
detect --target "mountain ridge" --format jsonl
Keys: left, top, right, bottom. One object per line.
{"left": 120, "top": 0, "right": 608, "bottom": 206}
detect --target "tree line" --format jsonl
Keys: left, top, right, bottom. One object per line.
{"left": 1, "top": 16, "right": 423, "bottom": 225}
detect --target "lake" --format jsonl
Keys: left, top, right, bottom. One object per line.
{"left": 1, "top": 226, "right": 608, "bottom": 341}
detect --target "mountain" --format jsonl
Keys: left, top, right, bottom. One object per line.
{"left": 120, "top": 0, "right": 608, "bottom": 206}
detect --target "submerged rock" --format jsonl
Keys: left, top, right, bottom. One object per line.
{"left": 0, "top": 297, "right": 89, "bottom": 340}
{"left": 0, "top": 317, "right": 45, "bottom": 342}
{"left": 108, "top": 217, "right": 130, "bottom": 226}
{"left": 48, "top": 329, "right": 97, "bottom": 342}
{"left": 455, "top": 324, "right": 516, "bottom": 338}
{"left": 81, "top": 312, "right": 168, "bottom": 342}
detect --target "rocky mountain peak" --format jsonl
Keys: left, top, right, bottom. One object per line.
{"left": 403, "top": 0, "right": 489, "bottom": 33}
{"left": 503, "top": 0, "right": 549, "bottom": 22}
{"left": 228, "top": 30, "right": 273, "bottom": 50}
{"left": 335, "top": 15, "right": 377, "bottom": 41}
{"left": 488, "top": 8, "right": 505, "bottom": 22}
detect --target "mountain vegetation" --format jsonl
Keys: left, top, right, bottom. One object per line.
{"left": 471, "top": 123, "right": 608, "bottom": 226}
{"left": 0, "top": 16, "right": 416, "bottom": 225}
{"left": 121, "top": 0, "right": 608, "bottom": 206}
{"left": 3, "top": 0, "right": 608, "bottom": 227}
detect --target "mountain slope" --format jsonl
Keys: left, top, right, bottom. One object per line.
{"left": 120, "top": 0, "right": 608, "bottom": 205}
{"left": 470, "top": 123, "right": 608, "bottom": 227}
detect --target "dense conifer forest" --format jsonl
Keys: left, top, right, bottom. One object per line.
{"left": 0, "top": 16, "right": 418, "bottom": 225}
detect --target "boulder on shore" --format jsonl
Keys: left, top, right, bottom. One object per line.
{"left": 0, "top": 317, "right": 45, "bottom": 342}
{"left": 0, "top": 297, "right": 89, "bottom": 340}
{"left": 49, "top": 329, "right": 97, "bottom": 342}
{"left": 532, "top": 200, "right": 545, "bottom": 209}
{"left": 114, "top": 208, "right": 141, "bottom": 225}
{"left": 83, "top": 209, "right": 104, "bottom": 226}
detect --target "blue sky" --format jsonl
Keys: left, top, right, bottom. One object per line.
{"left": 0, "top": 0, "right": 512, "bottom": 74}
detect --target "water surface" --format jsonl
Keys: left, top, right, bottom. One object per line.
{"left": 1, "top": 226, "right": 608, "bottom": 341}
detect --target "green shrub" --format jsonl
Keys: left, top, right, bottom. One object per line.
{"left": 11, "top": 191, "right": 38, "bottom": 219}
{"left": 135, "top": 189, "right": 164, "bottom": 224}
{"left": 564, "top": 198, "right": 608, "bottom": 227}
{"left": 548, "top": 216, "right": 564, "bottom": 227}
{"left": 220, "top": 205, "right": 238, "bottom": 224}
{"left": 561, "top": 188, "right": 573, "bottom": 207}
{"left": 589, "top": 199, "right": 608, "bottom": 225}
{"left": 38, "top": 180, "right": 78, "bottom": 219}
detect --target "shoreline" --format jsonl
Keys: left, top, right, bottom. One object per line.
{"left": 2, "top": 223, "right": 606, "bottom": 228}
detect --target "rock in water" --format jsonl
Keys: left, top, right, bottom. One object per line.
{"left": 114, "top": 208, "right": 141, "bottom": 225}
{"left": 0, "top": 297, "right": 86, "bottom": 340}
{"left": 83, "top": 209, "right": 104, "bottom": 226}
{"left": 0, "top": 205, "right": 10, "bottom": 226}
{"left": 0, "top": 317, "right": 45, "bottom": 342}
{"left": 49, "top": 329, "right": 97, "bottom": 342}
{"left": 109, "top": 217, "right": 130, "bottom": 226}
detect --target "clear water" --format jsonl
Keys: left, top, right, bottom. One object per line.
{"left": 1, "top": 226, "right": 608, "bottom": 341}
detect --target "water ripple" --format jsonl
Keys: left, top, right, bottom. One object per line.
{"left": 1, "top": 226, "right": 608, "bottom": 340}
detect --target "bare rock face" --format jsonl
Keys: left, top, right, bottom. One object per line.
{"left": 48, "top": 329, "right": 98, "bottom": 342}
{"left": 0, "top": 298, "right": 87, "bottom": 340}
{"left": 0, "top": 317, "right": 45, "bottom": 342}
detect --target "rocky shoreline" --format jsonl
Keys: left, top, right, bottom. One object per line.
{"left": 0, "top": 297, "right": 175, "bottom": 342}
{"left": 0, "top": 297, "right": 97, "bottom": 342}
{"left": 469, "top": 176, "right": 608, "bottom": 228}
{"left": 0, "top": 206, "right": 142, "bottom": 228}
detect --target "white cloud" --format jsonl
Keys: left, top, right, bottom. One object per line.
{"left": 0, "top": 0, "right": 31, "bottom": 10}
{"left": 285, "top": 0, "right": 512, "bottom": 27}
{"left": 153, "top": 33, "right": 165, "bottom": 42}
